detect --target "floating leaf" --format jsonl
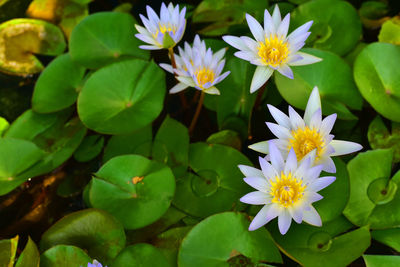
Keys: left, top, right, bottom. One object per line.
{"left": 15, "top": 237, "right": 40, "bottom": 267}
{"left": 173, "top": 143, "right": 251, "bottom": 218}
{"left": 40, "top": 208, "right": 126, "bottom": 264}
{"left": 178, "top": 212, "right": 282, "bottom": 267}
{"left": 372, "top": 228, "right": 400, "bottom": 252}
{"left": 206, "top": 130, "right": 242, "bottom": 150}
{"left": 40, "top": 245, "right": 91, "bottom": 267}
{"left": 0, "top": 236, "right": 18, "bottom": 267}
{"left": 77, "top": 59, "right": 165, "bottom": 134}
{"left": 69, "top": 12, "right": 148, "bottom": 69}
{"left": 270, "top": 216, "right": 370, "bottom": 267}
{"left": 87, "top": 155, "right": 176, "bottom": 229}
{"left": 275, "top": 48, "right": 362, "bottom": 120}
{"left": 291, "top": 0, "right": 361, "bottom": 56}
{"left": 32, "top": 53, "right": 86, "bottom": 113}
{"left": 354, "top": 42, "right": 400, "bottom": 122}
{"left": 363, "top": 255, "right": 400, "bottom": 267}
{"left": 0, "top": 116, "right": 8, "bottom": 136}
{"left": 0, "top": 18, "right": 66, "bottom": 75}
{"left": 379, "top": 17, "right": 400, "bottom": 45}
{"left": 113, "top": 243, "right": 171, "bottom": 267}
{"left": 73, "top": 135, "right": 104, "bottom": 162}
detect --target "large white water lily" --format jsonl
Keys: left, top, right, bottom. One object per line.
{"left": 249, "top": 86, "right": 363, "bottom": 173}
{"left": 159, "top": 35, "right": 230, "bottom": 95}
{"left": 239, "top": 141, "right": 335, "bottom": 234}
{"left": 222, "top": 5, "right": 321, "bottom": 93}
{"left": 135, "top": 2, "right": 186, "bottom": 49}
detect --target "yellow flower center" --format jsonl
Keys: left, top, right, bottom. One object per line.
{"left": 257, "top": 35, "right": 289, "bottom": 68}
{"left": 152, "top": 23, "right": 177, "bottom": 40}
{"left": 289, "top": 126, "right": 325, "bottom": 160}
{"left": 270, "top": 172, "right": 306, "bottom": 208}
{"left": 195, "top": 67, "right": 215, "bottom": 88}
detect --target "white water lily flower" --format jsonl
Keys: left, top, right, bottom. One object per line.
{"left": 249, "top": 86, "right": 363, "bottom": 173}
{"left": 222, "top": 5, "right": 322, "bottom": 93}
{"left": 239, "top": 141, "right": 335, "bottom": 234}
{"left": 159, "top": 35, "right": 230, "bottom": 95}
{"left": 135, "top": 2, "right": 186, "bottom": 49}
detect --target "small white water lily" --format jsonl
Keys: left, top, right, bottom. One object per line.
{"left": 160, "top": 35, "right": 230, "bottom": 95}
{"left": 222, "top": 5, "right": 321, "bottom": 93}
{"left": 239, "top": 141, "right": 335, "bottom": 234}
{"left": 135, "top": 3, "right": 186, "bottom": 49}
{"left": 250, "top": 86, "right": 363, "bottom": 173}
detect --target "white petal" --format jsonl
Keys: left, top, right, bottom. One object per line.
{"left": 288, "top": 206, "right": 303, "bottom": 224}
{"left": 264, "top": 8, "right": 275, "bottom": 35}
{"left": 266, "top": 122, "right": 292, "bottom": 140}
{"left": 159, "top": 63, "right": 174, "bottom": 73}
{"left": 177, "top": 76, "right": 196, "bottom": 87}
{"left": 244, "top": 177, "right": 269, "bottom": 192}
{"left": 302, "top": 205, "right": 322, "bottom": 226}
{"left": 204, "top": 86, "right": 220, "bottom": 95}
{"left": 294, "top": 156, "right": 311, "bottom": 178}
{"left": 320, "top": 114, "right": 337, "bottom": 136}
{"left": 288, "top": 106, "right": 305, "bottom": 130}
{"left": 246, "top": 13, "right": 265, "bottom": 42}
{"left": 271, "top": 5, "right": 282, "bottom": 29}
{"left": 269, "top": 141, "right": 285, "bottom": 172}
{"left": 146, "top": 5, "right": 160, "bottom": 25}
{"left": 241, "top": 36, "right": 259, "bottom": 51}
{"left": 139, "top": 45, "right": 161, "bottom": 50}
{"left": 248, "top": 141, "right": 269, "bottom": 154}
{"left": 278, "top": 209, "right": 292, "bottom": 235}
{"left": 289, "top": 52, "right": 322, "bottom": 66}
{"left": 234, "top": 51, "right": 257, "bottom": 62}
{"left": 277, "top": 13, "right": 290, "bottom": 38}
{"left": 169, "top": 83, "right": 188, "bottom": 94}
{"left": 277, "top": 64, "right": 294, "bottom": 79}
{"left": 330, "top": 140, "right": 363, "bottom": 157}
{"left": 223, "top": 35, "right": 249, "bottom": 51}
{"left": 305, "top": 165, "right": 324, "bottom": 182}
{"left": 288, "top": 32, "right": 311, "bottom": 52}
{"left": 304, "top": 86, "right": 321, "bottom": 125}
{"left": 287, "top": 21, "right": 313, "bottom": 41}
{"left": 309, "top": 176, "right": 336, "bottom": 192}
{"left": 250, "top": 66, "right": 273, "bottom": 93}
{"left": 259, "top": 156, "right": 278, "bottom": 179}
{"left": 306, "top": 192, "right": 323, "bottom": 203}
{"left": 309, "top": 108, "right": 322, "bottom": 130}
{"left": 249, "top": 204, "right": 281, "bottom": 231}
{"left": 238, "top": 165, "right": 264, "bottom": 177}
{"left": 213, "top": 71, "right": 230, "bottom": 84}
{"left": 240, "top": 191, "right": 270, "bottom": 205}
{"left": 285, "top": 149, "right": 297, "bottom": 175}
{"left": 135, "top": 25, "right": 151, "bottom": 37}
{"left": 267, "top": 104, "right": 291, "bottom": 129}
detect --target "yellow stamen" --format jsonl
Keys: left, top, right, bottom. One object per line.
{"left": 289, "top": 126, "right": 325, "bottom": 160}
{"left": 152, "top": 23, "right": 177, "bottom": 40}
{"left": 270, "top": 172, "right": 306, "bottom": 208}
{"left": 195, "top": 67, "right": 215, "bottom": 88}
{"left": 257, "top": 35, "right": 289, "bottom": 68}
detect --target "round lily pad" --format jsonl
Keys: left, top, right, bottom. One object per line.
{"left": 343, "top": 149, "right": 400, "bottom": 229}
{"left": 178, "top": 212, "right": 282, "bottom": 267}
{"left": 173, "top": 143, "right": 252, "bottom": 218}
{"left": 275, "top": 48, "right": 362, "bottom": 120}
{"left": 113, "top": 244, "right": 171, "bottom": 267}
{"left": 40, "top": 245, "right": 91, "bottom": 267}
{"left": 87, "top": 155, "right": 176, "bottom": 229}
{"left": 69, "top": 12, "right": 148, "bottom": 69}
{"left": 40, "top": 208, "right": 126, "bottom": 264}
{"left": 372, "top": 228, "right": 400, "bottom": 252}
{"left": 269, "top": 216, "right": 370, "bottom": 267}
{"left": 363, "top": 255, "right": 400, "bottom": 267}
{"left": 0, "top": 18, "right": 66, "bottom": 75}
{"left": 15, "top": 237, "right": 39, "bottom": 267}
{"left": 32, "top": 53, "right": 86, "bottom": 114}
{"left": 77, "top": 59, "right": 165, "bottom": 134}
{"left": 354, "top": 42, "right": 400, "bottom": 122}
{"left": 73, "top": 134, "right": 104, "bottom": 162}
{"left": 291, "top": 0, "right": 362, "bottom": 56}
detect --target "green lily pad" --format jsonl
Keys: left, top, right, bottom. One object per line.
{"left": 270, "top": 216, "right": 370, "bottom": 267}
{"left": 32, "top": 53, "right": 86, "bottom": 114}
{"left": 275, "top": 48, "right": 362, "bottom": 120}
{"left": 372, "top": 228, "right": 400, "bottom": 252}
{"left": 206, "top": 130, "right": 242, "bottom": 151}
{"left": 40, "top": 208, "right": 126, "bottom": 264}
{"left": 178, "top": 212, "right": 282, "bottom": 267}
{"left": 152, "top": 116, "right": 189, "bottom": 167}
{"left": 58, "top": 2, "right": 89, "bottom": 38}
{"left": 173, "top": 143, "right": 251, "bottom": 218}
{"left": 40, "top": 245, "right": 91, "bottom": 267}
{"left": 378, "top": 17, "right": 400, "bottom": 45}
{"left": 363, "top": 255, "right": 400, "bottom": 267}
{"left": 87, "top": 155, "right": 175, "bottom": 229}
{"left": 69, "top": 12, "right": 148, "bottom": 69}
{"left": 354, "top": 42, "right": 400, "bottom": 122}
{"left": 291, "top": 0, "right": 361, "bottom": 56}
{"left": 0, "top": 236, "right": 18, "bottom": 267}
{"left": 5, "top": 109, "right": 87, "bottom": 179}
{"left": 0, "top": 138, "right": 44, "bottom": 196}
{"left": 73, "top": 135, "right": 104, "bottom": 162}
{"left": 15, "top": 237, "right": 39, "bottom": 267}
{"left": 0, "top": 116, "right": 8, "bottom": 136}
{"left": 368, "top": 116, "right": 400, "bottom": 163}
{"left": 113, "top": 243, "right": 171, "bottom": 267}
{"left": 77, "top": 59, "right": 165, "bottom": 134}
{"left": 102, "top": 124, "right": 152, "bottom": 163}
{"left": 0, "top": 18, "right": 66, "bottom": 75}
{"left": 343, "top": 149, "right": 400, "bottom": 229}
